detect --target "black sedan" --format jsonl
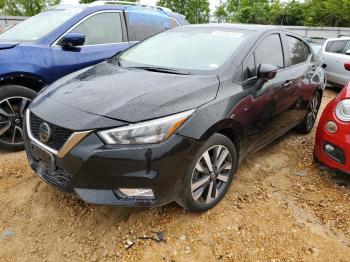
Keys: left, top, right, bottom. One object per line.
{"left": 24, "top": 24, "right": 325, "bottom": 212}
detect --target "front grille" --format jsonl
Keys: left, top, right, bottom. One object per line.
{"left": 30, "top": 113, "right": 73, "bottom": 151}
{"left": 32, "top": 160, "right": 73, "bottom": 191}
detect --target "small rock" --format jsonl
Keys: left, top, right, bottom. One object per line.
{"left": 125, "top": 240, "right": 134, "bottom": 250}
{"left": 179, "top": 235, "right": 186, "bottom": 241}
{"left": 0, "top": 229, "right": 15, "bottom": 239}
{"left": 90, "top": 254, "right": 98, "bottom": 262}
{"left": 295, "top": 171, "right": 307, "bottom": 177}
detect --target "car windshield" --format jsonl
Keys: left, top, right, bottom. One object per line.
{"left": 0, "top": 8, "right": 83, "bottom": 42}
{"left": 118, "top": 27, "right": 253, "bottom": 72}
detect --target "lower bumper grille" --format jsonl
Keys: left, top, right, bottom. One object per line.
{"left": 32, "top": 160, "right": 73, "bottom": 191}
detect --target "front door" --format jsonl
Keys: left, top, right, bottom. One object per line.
{"left": 51, "top": 11, "right": 130, "bottom": 81}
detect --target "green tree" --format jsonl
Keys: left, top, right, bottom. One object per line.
{"left": 80, "top": 0, "right": 138, "bottom": 3}
{"left": 156, "top": 0, "right": 210, "bottom": 24}
{"left": 269, "top": 0, "right": 283, "bottom": 25}
{"left": 3, "top": 0, "right": 60, "bottom": 16}
{"left": 214, "top": 1, "right": 228, "bottom": 23}
{"left": 281, "top": 0, "right": 305, "bottom": 26}
{"left": 304, "top": 0, "right": 350, "bottom": 27}
{"left": 233, "top": 0, "right": 270, "bottom": 24}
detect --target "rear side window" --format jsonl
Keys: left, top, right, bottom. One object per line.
{"left": 287, "top": 36, "right": 308, "bottom": 65}
{"left": 70, "top": 12, "right": 123, "bottom": 45}
{"left": 325, "top": 40, "right": 350, "bottom": 54}
{"left": 255, "top": 34, "right": 284, "bottom": 68}
{"left": 127, "top": 13, "right": 169, "bottom": 41}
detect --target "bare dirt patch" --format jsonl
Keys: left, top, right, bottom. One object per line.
{"left": 0, "top": 89, "right": 349, "bottom": 262}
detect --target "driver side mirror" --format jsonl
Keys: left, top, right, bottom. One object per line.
{"left": 345, "top": 62, "right": 350, "bottom": 71}
{"left": 257, "top": 64, "right": 278, "bottom": 81}
{"left": 60, "top": 33, "right": 85, "bottom": 49}
{"left": 345, "top": 50, "right": 350, "bottom": 56}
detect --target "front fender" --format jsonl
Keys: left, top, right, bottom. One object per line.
{"left": 0, "top": 44, "right": 54, "bottom": 83}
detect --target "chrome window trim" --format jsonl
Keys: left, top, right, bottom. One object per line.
{"left": 51, "top": 10, "right": 123, "bottom": 47}
{"left": 26, "top": 110, "right": 91, "bottom": 158}
{"left": 51, "top": 10, "right": 181, "bottom": 47}
{"left": 168, "top": 16, "right": 181, "bottom": 27}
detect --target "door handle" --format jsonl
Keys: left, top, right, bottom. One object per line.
{"left": 283, "top": 80, "right": 293, "bottom": 87}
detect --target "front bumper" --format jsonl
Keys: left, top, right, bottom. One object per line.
{"left": 24, "top": 121, "right": 202, "bottom": 207}
{"left": 314, "top": 99, "right": 350, "bottom": 174}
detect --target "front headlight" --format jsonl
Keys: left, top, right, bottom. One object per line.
{"left": 98, "top": 109, "right": 195, "bottom": 145}
{"left": 335, "top": 99, "right": 350, "bottom": 122}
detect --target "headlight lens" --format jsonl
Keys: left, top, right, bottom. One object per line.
{"left": 98, "top": 109, "right": 195, "bottom": 144}
{"left": 335, "top": 99, "right": 350, "bottom": 122}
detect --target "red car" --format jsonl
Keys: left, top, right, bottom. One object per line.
{"left": 314, "top": 62, "right": 350, "bottom": 173}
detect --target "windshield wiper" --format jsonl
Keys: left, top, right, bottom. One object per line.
{"left": 128, "top": 66, "right": 191, "bottom": 75}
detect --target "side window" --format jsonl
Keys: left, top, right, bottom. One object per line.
{"left": 168, "top": 18, "right": 179, "bottom": 29}
{"left": 344, "top": 41, "right": 350, "bottom": 53}
{"left": 70, "top": 12, "right": 123, "bottom": 46}
{"left": 255, "top": 34, "right": 284, "bottom": 68}
{"left": 287, "top": 36, "right": 307, "bottom": 65}
{"left": 127, "top": 13, "right": 167, "bottom": 42}
{"left": 325, "top": 40, "right": 348, "bottom": 54}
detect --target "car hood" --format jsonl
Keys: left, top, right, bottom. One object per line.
{"left": 31, "top": 62, "right": 219, "bottom": 127}
{"left": 0, "top": 41, "right": 20, "bottom": 50}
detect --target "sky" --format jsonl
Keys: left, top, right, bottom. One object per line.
{"left": 62, "top": 0, "right": 222, "bottom": 13}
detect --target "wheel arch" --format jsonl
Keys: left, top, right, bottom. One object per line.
{"left": 199, "top": 118, "right": 243, "bottom": 161}
{"left": 0, "top": 73, "right": 48, "bottom": 92}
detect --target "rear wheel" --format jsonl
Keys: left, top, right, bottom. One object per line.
{"left": 176, "top": 133, "right": 237, "bottom": 212}
{"left": 295, "top": 92, "right": 321, "bottom": 134}
{"left": 0, "top": 85, "right": 37, "bottom": 151}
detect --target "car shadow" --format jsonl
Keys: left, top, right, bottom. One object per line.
{"left": 317, "top": 164, "right": 350, "bottom": 190}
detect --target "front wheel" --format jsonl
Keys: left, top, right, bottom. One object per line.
{"left": 295, "top": 92, "right": 321, "bottom": 134}
{"left": 0, "top": 85, "right": 37, "bottom": 151}
{"left": 176, "top": 133, "right": 237, "bottom": 212}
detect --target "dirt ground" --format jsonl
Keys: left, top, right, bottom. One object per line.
{"left": 0, "top": 88, "right": 349, "bottom": 262}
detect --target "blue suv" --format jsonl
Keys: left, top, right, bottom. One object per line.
{"left": 0, "top": 1, "right": 188, "bottom": 150}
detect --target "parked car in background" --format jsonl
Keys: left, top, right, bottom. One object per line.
{"left": 314, "top": 62, "right": 350, "bottom": 174}
{"left": 319, "top": 37, "right": 350, "bottom": 87}
{"left": 0, "top": 1, "right": 188, "bottom": 151}
{"left": 305, "top": 37, "right": 326, "bottom": 54}
{"left": 24, "top": 24, "right": 325, "bottom": 212}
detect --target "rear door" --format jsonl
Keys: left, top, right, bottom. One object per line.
{"left": 321, "top": 39, "right": 350, "bottom": 86}
{"left": 51, "top": 11, "right": 130, "bottom": 80}
{"left": 284, "top": 34, "right": 319, "bottom": 123}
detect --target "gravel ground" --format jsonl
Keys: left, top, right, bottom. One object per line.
{"left": 0, "top": 88, "right": 349, "bottom": 262}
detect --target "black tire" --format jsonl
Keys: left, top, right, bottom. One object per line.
{"left": 295, "top": 92, "right": 321, "bottom": 134}
{"left": 0, "top": 85, "right": 37, "bottom": 151}
{"left": 176, "top": 133, "right": 237, "bottom": 212}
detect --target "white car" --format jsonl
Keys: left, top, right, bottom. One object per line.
{"left": 319, "top": 37, "right": 350, "bottom": 87}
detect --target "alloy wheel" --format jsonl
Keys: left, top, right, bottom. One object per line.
{"left": 191, "top": 145, "right": 233, "bottom": 205}
{"left": 306, "top": 94, "right": 320, "bottom": 130}
{"left": 0, "top": 96, "right": 31, "bottom": 146}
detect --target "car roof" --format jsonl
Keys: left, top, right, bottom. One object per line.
{"left": 184, "top": 23, "right": 306, "bottom": 36}
{"left": 51, "top": 1, "right": 177, "bottom": 16}
{"left": 326, "top": 37, "right": 350, "bottom": 41}
{"left": 184, "top": 23, "right": 282, "bottom": 32}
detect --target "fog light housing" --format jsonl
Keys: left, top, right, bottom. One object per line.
{"left": 323, "top": 142, "right": 345, "bottom": 164}
{"left": 325, "top": 121, "right": 337, "bottom": 134}
{"left": 117, "top": 188, "right": 155, "bottom": 199}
